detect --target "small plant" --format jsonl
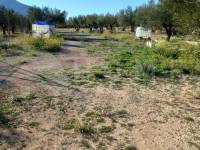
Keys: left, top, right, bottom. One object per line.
{"left": 64, "top": 119, "right": 79, "bottom": 130}
{"left": 99, "top": 125, "right": 115, "bottom": 133}
{"left": 96, "top": 116, "right": 105, "bottom": 123}
{"left": 80, "top": 139, "right": 90, "bottom": 148}
{"left": 17, "top": 60, "right": 28, "bottom": 65}
{"left": 12, "top": 96, "right": 25, "bottom": 103}
{"left": 0, "top": 101, "right": 17, "bottom": 126}
{"left": 115, "top": 110, "right": 129, "bottom": 118}
{"left": 107, "top": 110, "right": 129, "bottom": 122}
{"left": 98, "top": 142, "right": 107, "bottom": 150}
{"left": 184, "top": 117, "right": 194, "bottom": 122}
{"left": 12, "top": 94, "right": 37, "bottom": 103}
{"left": 26, "top": 93, "right": 37, "bottom": 101}
{"left": 94, "top": 72, "right": 106, "bottom": 80}
{"left": 125, "top": 146, "right": 138, "bottom": 150}
{"left": 44, "top": 96, "right": 55, "bottom": 108}
{"left": 85, "top": 111, "right": 105, "bottom": 124}
{"left": 79, "top": 123, "right": 96, "bottom": 135}
{"left": 85, "top": 112, "right": 96, "bottom": 117}
{"left": 28, "top": 121, "right": 40, "bottom": 128}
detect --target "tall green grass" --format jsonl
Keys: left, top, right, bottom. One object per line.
{"left": 106, "top": 40, "right": 200, "bottom": 79}
{"left": 15, "top": 35, "right": 63, "bottom": 52}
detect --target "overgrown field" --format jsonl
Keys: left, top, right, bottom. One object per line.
{"left": 0, "top": 35, "right": 63, "bottom": 59}
{"left": 15, "top": 35, "right": 64, "bottom": 52}
{"left": 82, "top": 33, "right": 200, "bottom": 82}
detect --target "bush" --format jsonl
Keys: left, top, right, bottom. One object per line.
{"left": 125, "top": 146, "right": 138, "bottom": 150}
{"left": 0, "top": 100, "right": 17, "bottom": 126}
{"left": 155, "top": 42, "right": 180, "bottom": 59}
{"left": 43, "top": 37, "right": 63, "bottom": 52}
{"left": 79, "top": 123, "right": 96, "bottom": 135}
{"left": 154, "top": 41, "right": 200, "bottom": 75}
{"left": 15, "top": 35, "right": 63, "bottom": 52}
{"left": 30, "top": 38, "right": 45, "bottom": 50}
{"left": 0, "top": 46, "right": 6, "bottom": 58}
{"left": 99, "top": 125, "right": 114, "bottom": 133}
{"left": 101, "top": 32, "right": 113, "bottom": 39}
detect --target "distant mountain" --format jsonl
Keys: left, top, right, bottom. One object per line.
{"left": 0, "top": 0, "right": 29, "bottom": 16}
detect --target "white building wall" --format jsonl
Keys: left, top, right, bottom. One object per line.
{"left": 136, "top": 27, "right": 152, "bottom": 39}
{"left": 32, "top": 24, "right": 55, "bottom": 38}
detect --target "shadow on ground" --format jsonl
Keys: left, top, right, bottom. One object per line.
{"left": 64, "top": 37, "right": 107, "bottom": 42}
{"left": 0, "top": 109, "right": 29, "bottom": 148}
{"left": 0, "top": 61, "right": 69, "bottom": 89}
{"left": 58, "top": 32, "right": 90, "bottom": 37}
{"left": 62, "top": 43, "right": 83, "bottom": 48}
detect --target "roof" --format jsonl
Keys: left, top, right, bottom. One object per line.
{"left": 34, "top": 20, "right": 54, "bottom": 25}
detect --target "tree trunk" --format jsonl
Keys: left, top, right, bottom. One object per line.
{"left": 89, "top": 27, "right": 92, "bottom": 32}
{"left": 2, "top": 26, "right": 6, "bottom": 35}
{"left": 75, "top": 27, "right": 80, "bottom": 32}
{"left": 100, "top": 27, "right": 104, "bottom": 33}
{"left": 7, "top": 29, "right": 11, "bottom": 35}
{"left": 131, "top": 25, "right": 134, "bottom": 32}
{"left": 12, "top": 25, "right": 15, "bottom": 34}
{"left": 110, "top": 25, "right": 113, "bottom": 31}
{"left": 122, "top": 27, "right": 126, "bottom": 31}
{"left": 163, "top": 24, "right": 172, "bottom": 41}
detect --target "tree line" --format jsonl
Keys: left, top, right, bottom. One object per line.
{"left": 0, "top": 6, "right": 30, "bottom": 35}
{"left": 1, "top": 0, "right": 199, "bottom": 40}
{"left": 66, "top": 0, "right": 200, "bottom": 40}
{"left": 28, "top": 7, "right": 67, "bottom": 27}
{"left": 0, "top": 5, "right": 67, "bottom": 35}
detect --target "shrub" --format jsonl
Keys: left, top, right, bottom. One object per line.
{"left": 0, "top": 47, "right": 6, "bottom": 58}
{"left": 136, "top": 61, "right": 157, "bottom": 78}
{"left": 184, "top": 117, "right": 195, "bottom": 122}
{"left": 80, "top": 139, "right": 90, "bottom": 148}
{"left": 108, "top": 49, "right": 134, "bottom": 73}
{"left": 64, "top": 119, "right": 80, "bottom": 130}
{"left": 28, "top": 121, "right": 40, "bottom": 128}
{"left": 99, "top": 125, "right": 115, "bottom": 133}
{"left": 43, "top": 37, "right": 63, "bottom": 52}
{"left": 0, "top": 100, "right": 17, "bottom": 126}
{"left": 15, "top": 35, "right": 63, "bottom": 52}
{"left": 79, "top": 123, "right": 96, "bottom": 135}
{"left": 101, "top": 32, "right": 113, "bottom": 39}
{"left": 125, "top": 146, "right": 138, "bottom": 150}
{"left": 0, "top": 42, "right": 25, "bottom": 58}
{"left": 14, "top": 35, "right": 34, "bottom": 47}
{"left": 155, "top": 43, "right": 180, "bottom": 59}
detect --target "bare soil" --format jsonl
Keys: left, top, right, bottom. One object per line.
{"left": 0, "top": 33, "right": 200, "bottom": 150}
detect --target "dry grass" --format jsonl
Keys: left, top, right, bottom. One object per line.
{"left": 15, "top": 35, "right": 63, "bottom": 52}
{"left": 101, "top": 32, "right": 135, "bottom": 43}
{"left": 0, "top": 31, "right": 200, "bottom": 150}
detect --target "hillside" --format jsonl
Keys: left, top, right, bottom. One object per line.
{"left": 0, "top": 0, "right": 29, "bottom": 16}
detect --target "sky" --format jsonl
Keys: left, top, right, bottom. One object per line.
{"left": 18, "top": 0, "right": 154, "bottom": 18}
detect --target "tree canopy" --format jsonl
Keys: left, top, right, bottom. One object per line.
{"left": 28, "top": 6, "right": 67, "bottom": 27}
{"left": 66, "top": 0, "right": 200, "bottom": 40}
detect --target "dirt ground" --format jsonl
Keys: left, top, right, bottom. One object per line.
{"left": 0, "top": 33, "right": 200, "bottom": 150}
